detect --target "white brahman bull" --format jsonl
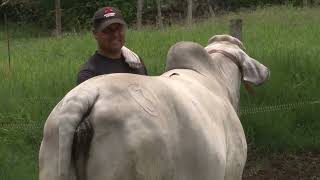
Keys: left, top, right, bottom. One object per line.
{"left": 39, "top": 34, "right": 269, "bottom": 180}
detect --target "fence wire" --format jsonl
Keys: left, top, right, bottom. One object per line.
{"left": 0, "top": 123, "right": 43, "bottom": 130}
{"left": 0, "top": 99, "right": 319, "bottom": 130}
{"left": 239, "top": 99, "right": 320, "bottom": 115}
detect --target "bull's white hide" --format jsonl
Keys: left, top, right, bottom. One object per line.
{"left": 39, "top": 35, "right": 269, "bottom": 180}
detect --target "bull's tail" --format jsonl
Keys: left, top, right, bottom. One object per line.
{"left": 72, "top": 117, "right": 93, "bottom": 180}
{"left": 39, "top": 86, "right": 98, "bottom": 180}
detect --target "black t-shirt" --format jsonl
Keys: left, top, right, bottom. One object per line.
{"left": 76, "top": 51, "right": 148, "bottom": 84}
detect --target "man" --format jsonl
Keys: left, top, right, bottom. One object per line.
{"left": 73, "top": 7, "right": 148, "bottom": 176}
{"left": 77, "top": 7, "right": 148, "bottom": 85}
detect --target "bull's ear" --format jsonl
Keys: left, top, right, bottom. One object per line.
{"left": 242, "top": 55, "right": 270, "bottom": 86}
{"left": 208, "top": 34, "right": 246, "bottom": 50}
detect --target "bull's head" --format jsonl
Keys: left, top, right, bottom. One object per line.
{"left": 207, "top": 34, "right": 270, "bottom": 87}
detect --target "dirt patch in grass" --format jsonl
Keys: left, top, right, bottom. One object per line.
{"left": 243, "top": 150, "right": 320, "bottom": 180}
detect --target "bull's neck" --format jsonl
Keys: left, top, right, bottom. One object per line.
{"left": 207, "top": 56, "right": 242, "bottom": 113}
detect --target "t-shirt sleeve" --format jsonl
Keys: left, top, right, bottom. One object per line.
{"left": 76, "top": 68, "right": 95, "bottom": 85}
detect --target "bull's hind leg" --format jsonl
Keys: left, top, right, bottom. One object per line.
{"left": 86, "top": 125, "right": 137, "bottom": 180}
{"left": 130, "top": 135, "right": 174, "bottom": 180}
{"left": 86, "top": 121, "right": 174, "bottom": 180}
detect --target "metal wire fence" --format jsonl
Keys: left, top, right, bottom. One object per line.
{"left": 0, "top": 98, "right": 319, "bottom": 130}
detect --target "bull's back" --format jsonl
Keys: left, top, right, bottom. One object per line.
{"left": 83, "top": 74, "right": 230, "bottom": 180}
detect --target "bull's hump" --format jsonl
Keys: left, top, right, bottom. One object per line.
{"left": 165, "top": 41, "right": 212, "bottom": 74}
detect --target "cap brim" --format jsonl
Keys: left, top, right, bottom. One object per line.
{"left": 96, "top": 18, "right": 126, "bottom": 32}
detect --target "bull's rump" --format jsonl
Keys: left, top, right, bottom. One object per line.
{"left": 84, "top": 74, "right": 230, "bottom": 180}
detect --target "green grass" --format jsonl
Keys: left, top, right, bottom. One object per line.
{"left": 1, "top": 5, "right": 320, "bottom": 179}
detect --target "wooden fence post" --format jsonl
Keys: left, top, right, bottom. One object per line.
{"left": 4, "top": 13, "right": 11, "bottom": 68}
{"left": 55, "top": 0, "right": 62, "bottom": 36}
{"left": 187, "top": 0, "right": 193, "bottom": 26}
{"left": 156, "top": 0, "right": 163, "bottom": 28}
{"left": 230, "top": 19, "right": 242, "bottom": 41}
{"left": 207, "top": 0, "right": 215, "bottom": 17}
{"left": 1, "top": 1, "right": 12, "bottom": 68}
{"left": 137, "top": 0, "right": 144, "bottom": 30}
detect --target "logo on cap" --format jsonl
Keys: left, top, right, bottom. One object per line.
{"left": 104, "top": 7, "right": 113, "bottom": 14}
{"left": 104, "top": 7, "right": 115, "bottom": 18}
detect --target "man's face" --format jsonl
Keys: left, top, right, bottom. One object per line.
{"left": 93, "top": 23, "right": 125, "bottom": 53}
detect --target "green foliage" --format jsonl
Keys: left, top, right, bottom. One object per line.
{"left": 0, "top": 1, "right": 42, "bottom": 24}
{"left": 0, "top": 0, "right": 138, "bottom": 31}
{"left": 1, "top": 0, "right": 319, "bottom": 31}
{"left": 0, "top": 5, "right": 320, "bottom": 178}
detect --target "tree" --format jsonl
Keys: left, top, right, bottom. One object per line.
{"left": 156, "top": 0, "right": 163, "bottom": 28}
{"left": 55, "top": 0, "right": 61, "bottom": 36}
{"left": 136, "top": 0, "right": 143, "bottom": 29}
{"left": 187, "top": 0, "right": 192, "bottom": 25}
{"left": 0, "top": 0, "right": 10, "bottom": 7}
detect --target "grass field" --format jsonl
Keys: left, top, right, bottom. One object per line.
{"left": 0, "top": 5, "right": 320, "bottom": 179}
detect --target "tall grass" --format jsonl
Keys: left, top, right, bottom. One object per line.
{"left": 0, "top": 5, "right": 320, "bottom": 179}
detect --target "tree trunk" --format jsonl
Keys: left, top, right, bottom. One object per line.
{"left": 303, "top": 0, "right": 308, "bottom": 7}
{"left": 207, "top": 0, "right": 215, "bottom": 17}
{"left": 187, "top": 0, "right": 192, "bottom": 25}
{"left": 156, "top": 0, "right": 163, "bottom": 28}
{"left": 55, "top": 0, "right": 62, "bottom": 36}
{"left": 137, "top": 0, "right": 144, "bottom": 29}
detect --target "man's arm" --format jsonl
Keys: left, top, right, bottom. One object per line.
{"left": 76, "top": 69, "right": 96, "bottom": 85}
{"left": 138, "top": 57, "right": 148, "bottom": 75}
{"left": 121, "top": 46, "right": 148, "bottom": 75}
